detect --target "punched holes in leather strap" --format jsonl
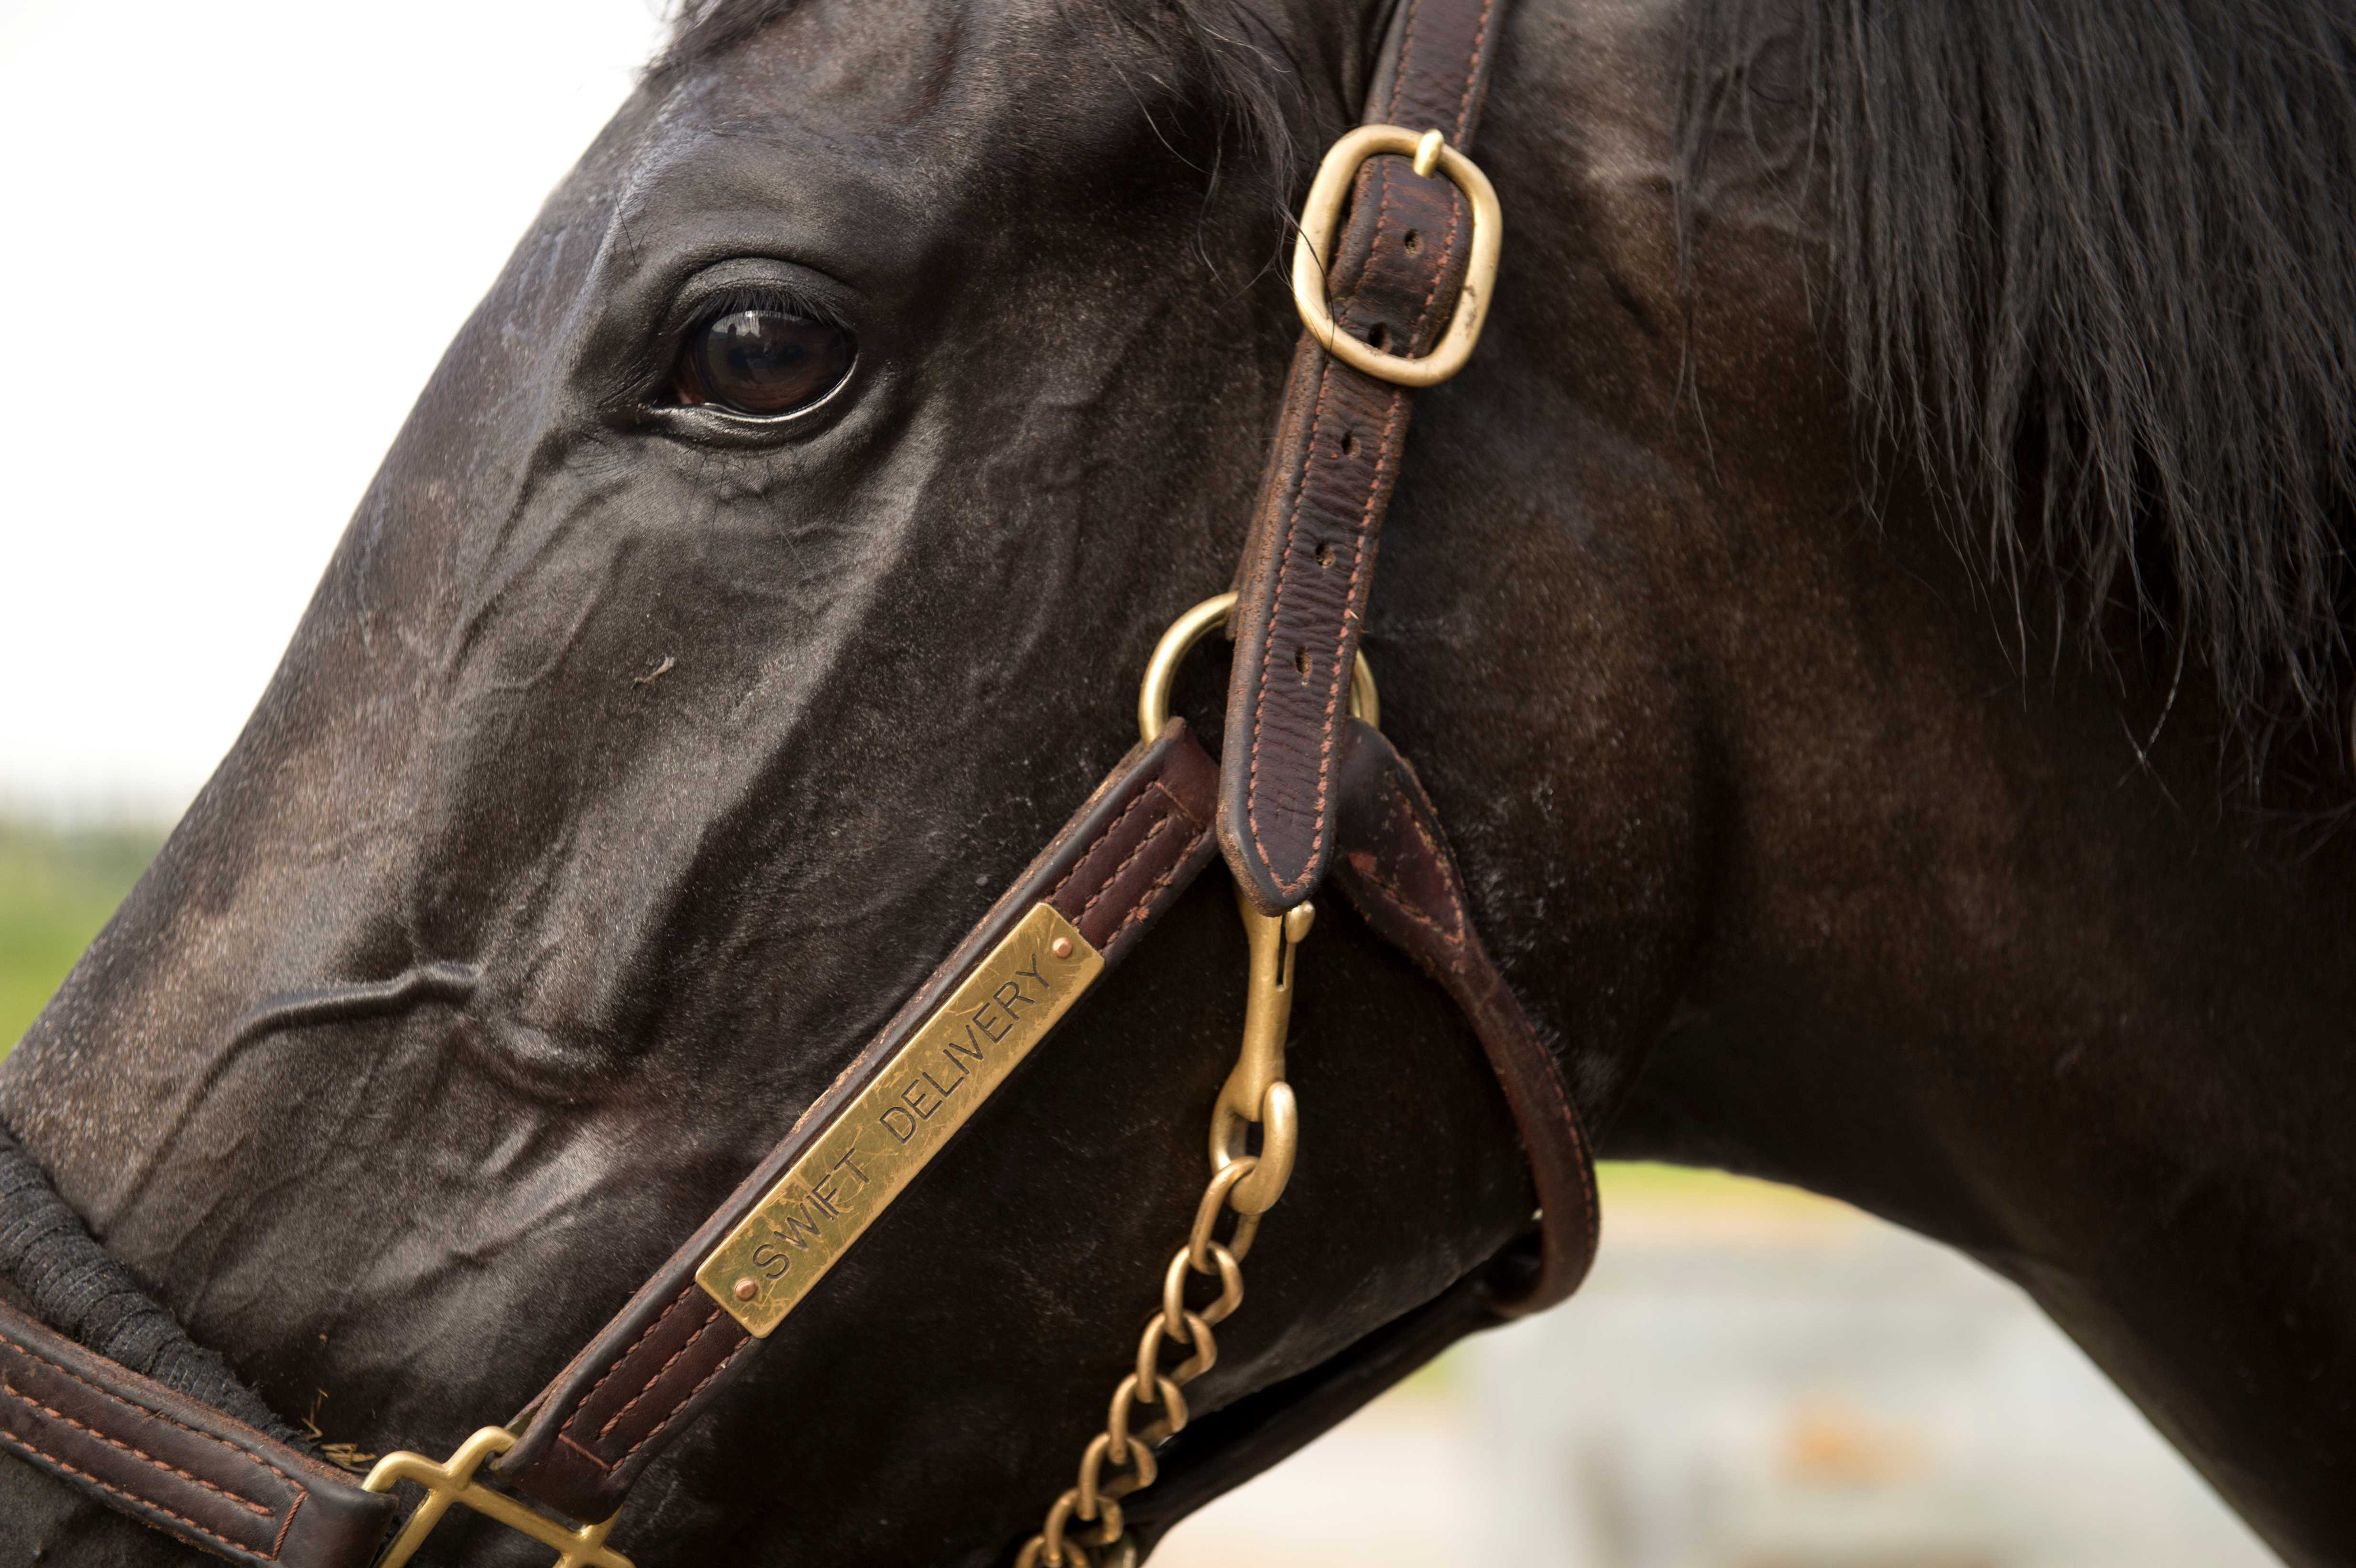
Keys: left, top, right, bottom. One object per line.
{"left": 1218, "top": 0, "right": 1508, "bottom": 915}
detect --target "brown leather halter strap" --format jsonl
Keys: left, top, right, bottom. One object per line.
{"left": 1220, "top": 0, "right": 1501, "bottom": 915}
{"left": 0, "top": 2, "right": 1594, "bottom": 1563}
{"left": 0, "top": 720, "right": 1581, "bottom": 1568}
{"left": 1217, "top": 0, "right": 1593, "bottom": 1315}
{"left": 0, "top": 1302, "right": 396, "bottom": 1565}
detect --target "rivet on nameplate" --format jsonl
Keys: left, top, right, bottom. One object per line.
{"left": 1052, "top": 936, "right": 1074, "bottom": 959}
{"left": 733, "top": 1278, "right": 759, "bottom": 1302}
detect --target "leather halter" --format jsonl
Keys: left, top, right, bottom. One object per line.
{"left": 0, "top": 2, "right": 1595, "bottom": 1563}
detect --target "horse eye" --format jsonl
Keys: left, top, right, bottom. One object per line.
{"left": 672, "top": 307, "right": 854, "bottom": 418}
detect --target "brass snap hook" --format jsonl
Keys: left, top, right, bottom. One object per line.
{"left": 1019, "top": 597, "right": 1387, "bottom": 1568}
{"left": 1209, "top": 890, "right": 1314, "bottom": 1213}
{"left": 1133, "top": 592, "right": 1384, "bottom": 1218}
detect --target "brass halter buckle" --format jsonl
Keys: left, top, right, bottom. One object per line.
{"left": 363, "top": 1426, "right": 630, "bottom": 1568}
{"left": 1290, "top": 125, "right": 1503, "bottom": 388}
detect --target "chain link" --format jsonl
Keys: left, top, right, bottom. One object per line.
{"left": 1013, "top": 1079, "right": 1297, "bottom": 1568}
{"left": 1029, "top": 599, "right": 1332, "bottom": 1568}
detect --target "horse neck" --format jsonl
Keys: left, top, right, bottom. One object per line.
{"left": 1389, "top": 5, "right": 2356, "bottom": 1557}
{"left": 1599, "top": 478, "right": 2356, "bottom": 1555}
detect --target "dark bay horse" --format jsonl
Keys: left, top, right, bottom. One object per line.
{"left": 6, "top": 0, "right": 2354, "bottom": 1562}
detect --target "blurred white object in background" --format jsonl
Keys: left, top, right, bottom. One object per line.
{"left": 1155, "top": 1173, "right": 2273, "bottom": 1568}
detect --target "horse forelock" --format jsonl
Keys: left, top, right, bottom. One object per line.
{"left": 1681, "top": 0, "right": 2356, "bottom": 766}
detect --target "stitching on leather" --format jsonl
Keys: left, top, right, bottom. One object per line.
{"left": 1240, "top": 0, "right": 1490, "bottom": 899}
{"left": 1109, "top": 809, "right": 1209, "bottom": 941}
{"left": 1341, "top": 766, "right": 1595, "bottom": 1285}
{"left": 1114, "top": 861, "right": 1186, "bottom": 936}
{"left": 1145, "top": 773, "right": 1205, "bottom": 836}
{"left": 1410, "top": 185, "right": 1468, "bottom": 348}
{"left": 1243, "top": 358, "right": 1334, "bottom": 880}
{"left": 1251, "top": 21, "right": 1479, "bottom": 896}
{"left": 1076, "top": 811, "right": 1174, "bottom": 925}
{"left": 1243, "top": 357, "right": 1344, "bottom": 898}
{"left": 1389, "top": 784, "right": 1466, "bottom": 941}
{"left": 271, "top": 1491, "right": 304, "bottom": 1559}
{"left": 1046, "top": 755, "right": 1168, "bottom": 910}
{"left": 1389, "top": 0, "right": 1429, "bottom": 121}
{"left": 0, "top": 1429, "right": 271, "bottom": 1560}
{"left": 1452, "top": 0, "right": 1496, "bottom": 137}
{"left": 1243, "top": 0, "right": 1479, "bottom": 890}
{"left": 1239, "top": 26, "right": 1414, "bottom": 898}
{"left": 0, "top": 1373, "right": 273, "bottom": 1518}
{"left": 615, "top": 1331, "right": 756, "bottom": 1469}
{"left": 559, "top": 1285, "right": 701, "bottom": 1453}
{"left": 1346, "top": 850, "right": 1452, "bottom": 943}
{"left": 556, "top": 1431, "right": 615, "bottom": 1473}
{"left": 1314, "top": 395, "right": 1397, "bottom": 876}
{"left": 1245, "top": 382, "right": 1399, "bottom": 901}
{"left": 1341, "top": 776, "right": 1467, "bottom": 943}
{"left": 0, "top": 1329, "right": 303, "bottom": 1522}
{"left": 1394, "top": 11, "right": 1474, "bottom": 356}
{"left": 0, "top": 1331, "right": 302, "bottom": 1491}
{"left": 593, "top": 1305, "right": 728, "bottom": 1447}
{"left": 1353, "top": 166, "right": 1404, "bottom": 327}
{"left": 1405, "top": 0, "right": 1483, "bottom": 349}
{"left": 544, "top": 747, "right": 1195, "bottom": 1483}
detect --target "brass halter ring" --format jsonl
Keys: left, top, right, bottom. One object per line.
{"left": 1136, "top": 590, "right": 1377, "bottom": 746}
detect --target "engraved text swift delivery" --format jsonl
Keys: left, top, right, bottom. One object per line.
{"left": 696, "top": 904, "right": 1102, "bottom": 1336}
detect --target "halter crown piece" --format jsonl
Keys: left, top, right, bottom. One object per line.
{"left": 0, "top": 2, "right": 1595, "bottom": 1563}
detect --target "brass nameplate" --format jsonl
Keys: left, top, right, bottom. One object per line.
{"left": 696, "top": 903, "right": 1103, "bottom": 1336}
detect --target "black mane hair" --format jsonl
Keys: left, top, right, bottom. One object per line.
{"left": 657, "top": 0, "right": 2356, "bottom": 755}
{"left": 1685, "top": 0, "right": 2356, "bottom": 751}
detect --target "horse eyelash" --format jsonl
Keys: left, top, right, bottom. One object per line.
{"left": 688, "top": 283, "right": 847, "bottom": 329}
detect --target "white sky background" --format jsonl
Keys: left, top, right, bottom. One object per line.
{"left": 0, "top": 0, "right": 672, "bottom": 818}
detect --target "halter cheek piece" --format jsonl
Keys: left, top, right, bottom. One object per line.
{"left": 0, "top": 2, "right": 1595, "bottom": 1562}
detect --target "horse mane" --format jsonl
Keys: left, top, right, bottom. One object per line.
{"left": 1684, "top": 0, "right": 2356, "bottom": 750}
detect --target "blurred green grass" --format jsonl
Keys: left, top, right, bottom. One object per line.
{"left": 1598, "top": 1159, "right": 1819, "bottom": 1203}
{"left": 0, "top": 820, "right": 164, "bottom": 1054}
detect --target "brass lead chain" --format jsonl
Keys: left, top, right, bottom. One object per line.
{"left": 1013, "top": 1127, "right": 1289, "bottom": 1568}
{"left": 1039, "top": 597, "right": 1343, "bottom": 1568}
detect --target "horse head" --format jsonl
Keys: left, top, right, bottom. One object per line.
{"left": 3, "top": 3, "right": 1573, "bottom": 1561}
{"left": 8, "top": 0, "right": 2356, "bottom": 1563}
